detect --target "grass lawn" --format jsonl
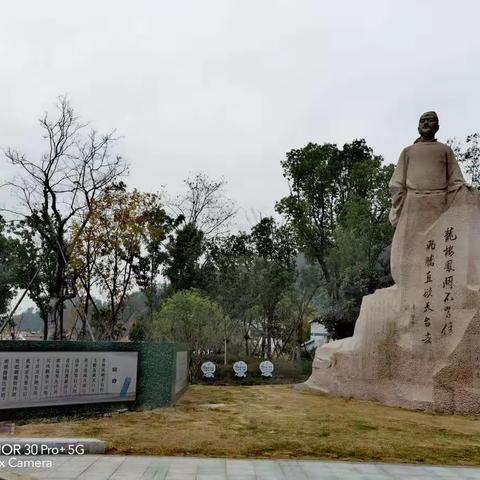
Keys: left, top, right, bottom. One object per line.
{"left": 15, "top": 385, "right": 480, "bottom": 465}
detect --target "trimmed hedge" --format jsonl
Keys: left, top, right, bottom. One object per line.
{"left": 193, "top": 356, "right": 312, "bottom": 385}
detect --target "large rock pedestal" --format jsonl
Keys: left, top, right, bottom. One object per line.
{"left": 306, "top": 187, "right": 480, "bottom": 414}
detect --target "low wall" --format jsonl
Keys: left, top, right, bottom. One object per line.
{"left": 0, "top": 340, "right": 189, "bottom": 421}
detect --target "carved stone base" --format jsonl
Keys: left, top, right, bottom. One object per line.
{"left": 306, "top": 187, "right": 480, "bottom": 414}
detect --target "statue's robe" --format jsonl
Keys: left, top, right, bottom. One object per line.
{"left": 305, "top": 139, "right": 480, "bottom": 414}
{"left": 388, "top": 140, "right": 466, "bottom": 288}
{"left": 388, "top": 139, "right": 465, "bottom": 227}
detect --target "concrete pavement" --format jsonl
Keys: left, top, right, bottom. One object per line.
{"left": 1, "top": 455, "right": 480, "bottom": 479}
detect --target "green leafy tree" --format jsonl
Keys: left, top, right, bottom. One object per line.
{"left": 0, "top": 216, "right": 18, "bottom": 316}
{"left": 279, "top": 259, "right": 324, "bottom": 360}
{"left": 72, "top": 188, "right": 169, "bottom": 340}
{"left": 128, "top": 283, "right": 170, "bottom": 342}
{"left": 153, "top": 289, "right": 225, "bottom": 372}
{"left": 205, "top": 232, "right": 258, "bottom": 358}
{"left": 276, "top": 139, "right": 394, "bottom": 338}
{"left": 249, "top": 217, "right": 297, "bottom": 358}
{"left": 132, "top": 205, "right": 180, "bottom": 319}
{"left": 128, "top": 315, "right": 152, "bottom": 342}
{"left": 163, "top": 223, "right": 206, "bottom": 291}
{"left": 205, "top": 218, "right": 297, "bottom": 359}
{"left": 7, "top": 219, "right": 57, "bottom": 338}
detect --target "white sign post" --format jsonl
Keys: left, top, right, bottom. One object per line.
{"left": 201, "top": 361, "right": 216, "bottom": 379}
{"left": 259, "top": 361, "right": 274, "bottom": 377}
{"left": 233, "top": 361, "right": 248, "bottom": 378}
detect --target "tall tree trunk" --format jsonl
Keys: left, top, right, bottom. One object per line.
{"left": 244, "top": 324, "right": 250, "bottom": 357}
{"left": 83, "top": 294, "right": 89, "bottom": 339}
{"left": 294, "top": 312, "right": 304, "bottom": 361}
{"left": 48, "top": 245, "right": 67, "bottom": 340}
{"left": 266, "top": 315, "right": 273, "bottom": 360}
{"left": 59, "top": 301, "right": 64, "bottom": 340}
{"left": 82, "top": 244, "right": 91, "bottom": 339}
{"left": 42, "top": 308, "right": 48, "bottom": 340}
{"left": 261, "top": 318, "right": 266, "bottom": 358}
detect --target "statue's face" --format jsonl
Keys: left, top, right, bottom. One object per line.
{"left": 418, "top": 112, "right": 439, "bottom": 140}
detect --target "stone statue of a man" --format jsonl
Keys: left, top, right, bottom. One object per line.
{"left": 388, "top": 111, "right": 465, "bottom": 227}
{"left": 306, "top": 111, "right": 480, "bottom": 414}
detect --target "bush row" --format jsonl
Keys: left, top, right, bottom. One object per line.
{"left": 191, "top": 355, "right": 312, "bottom": 385}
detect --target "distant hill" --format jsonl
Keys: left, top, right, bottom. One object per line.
{"left": 13, "top": 307, "right": 42, "bottom": 330}
{"left": 12, "top": 290, "right": 150, "bottom": 336}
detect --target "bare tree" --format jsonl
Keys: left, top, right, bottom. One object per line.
{"left": 3, "top": 96, "right": 127, "bottom": 339}
{"left": 168, "top": 172, "right": 237, "bottom": 237}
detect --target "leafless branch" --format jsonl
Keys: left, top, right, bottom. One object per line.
{"left": 3, "top": 95, "right": 127, "bottom": 340}
{"left": 167, "top": 172, "right": 237, "bottom": 238}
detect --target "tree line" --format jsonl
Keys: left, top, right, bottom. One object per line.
{"left": 1, "top": 98, "right": 477, "bottom": 360}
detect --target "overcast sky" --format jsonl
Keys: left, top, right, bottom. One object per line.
{"left": 1, "top": 0, "right": 479, "bottom": 226}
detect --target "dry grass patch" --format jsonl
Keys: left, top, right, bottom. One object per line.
{"left": 15, "top": 385, "right": 480, "bottom": 465}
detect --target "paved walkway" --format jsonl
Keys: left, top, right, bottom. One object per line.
{"left": 1, "top": 455, "right": 480, "bottom": 479}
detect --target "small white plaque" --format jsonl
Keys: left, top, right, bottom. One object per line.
{"left": 259, "top": 361, "right": 274, "bottom": 377}
{"left": 201, "top": 361, "right": 216, "bottom": 379}
{"left": 233, "top": 361, "right": 248, "bottom": 378}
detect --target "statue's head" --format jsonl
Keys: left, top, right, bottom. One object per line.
{"left": 417, "top": 111, "right": 439, "bottom": 141}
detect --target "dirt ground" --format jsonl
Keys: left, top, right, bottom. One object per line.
{"left": 15, "top": 385, "right": 480, "bottom": 465}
